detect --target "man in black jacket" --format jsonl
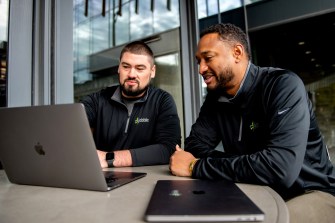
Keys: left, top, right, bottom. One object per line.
{"left": 81, "top": 41, "right": 181, "bottom": 168}
{"left": 170, "top": 23, "right": 335, "bottom": 222}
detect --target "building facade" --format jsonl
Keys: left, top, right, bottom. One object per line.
{"left": 2, "top": 0, "right": 335, "bottom": 161}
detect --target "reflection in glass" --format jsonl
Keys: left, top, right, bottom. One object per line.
{"left": 130, "top": 0, "right": 153, "bottom": 41}
{"left": 92, "top": 15, "right": 109, "bottom": 53}
{"left": 114, "top": 1, "right": 130, "bottom": 46}
{"left": 153, "top": 0, "right": 180, "bottom": 33}
{"left": 73, "top": 21, "right": 91, "bottom": 84}
{"left": 154, "top": 54, "right": 185, "bottom": 142}
{"left": 73, "top": 0, "right": 180, "bottom": 85}
{"left": 197, "top": 0, "right": 264, "bottom": 19}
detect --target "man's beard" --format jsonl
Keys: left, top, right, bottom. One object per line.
{"left": 121, "top": 79, "right": 149, "bottom": 97}
{"left": 207, "top": 66, "right": 234, "bottom": 95}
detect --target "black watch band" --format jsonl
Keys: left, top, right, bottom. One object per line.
{"left": 105, "top": 152, "right": 115, "bottom": 167}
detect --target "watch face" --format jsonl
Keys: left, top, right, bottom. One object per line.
{"left": 106, "top": 152, "right": 114, "bottom": 160}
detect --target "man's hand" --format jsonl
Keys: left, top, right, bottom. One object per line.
{"left": 169, "top": 145, "right": 196, "bottom": 177}
{"left": 96, "top": 150, "right": 133, "bottom": 168}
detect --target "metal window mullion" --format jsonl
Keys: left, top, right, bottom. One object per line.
{"left": 50, "top": 0, "right": 56, "bottom": 104}
{"left": 179, "top": 0, "right": 201, "bottom": 137}
{"left": 32, "top": 0, "right": 52, "bottom": 106}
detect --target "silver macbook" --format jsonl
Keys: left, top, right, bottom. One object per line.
{"left": 0, "top": 103, "right": 146, "bottom": 191}
{"left": 144, "top": 180, "right": 264, "bottom": 222}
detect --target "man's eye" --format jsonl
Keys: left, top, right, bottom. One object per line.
{"left": 205, "top": 57, "right": 212, "bottom": 62}
{"left": 137, "top": 66, "right": 146, "bottom": 71}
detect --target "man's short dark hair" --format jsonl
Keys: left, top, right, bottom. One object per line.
{"left": 120, "top": 41, "right": 154, "bottom": 65}
{"left": 200, "top": 23, "right": 251, "bottom": 60}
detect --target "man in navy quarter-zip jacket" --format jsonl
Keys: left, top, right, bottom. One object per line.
{"left": 81, "top": 41, "right": 181, "bottom": 168}
{"left": 169, "top": 23, "right": 335, "bottom": 222}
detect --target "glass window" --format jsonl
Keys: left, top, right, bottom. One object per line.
{"left": 207, "top": 0, "right": 219, "bottom": 17}
{"left": 130, "top": 0, "right": 153, "bottom": 41}
{"left": 92, "top": 15, "right": 109, "bottom": 53}
{"left": 73, "top": 21, "right": 91, "bottom": 84}
{"left": 197, "top": 0, "right": 240, "bottom": 19}
{"left": 197, "top": 0, "right": 265, "bottom": 19}
{"left": 114, "top": 1, "right": 130, "bottom": 46}
{"left": 74, "top": 1, "right": 89, "bottom": 25}
{"left": 72, "top": 0, "right": 183, "bottom": 138}
{"left": 0, "top": 0, "right": 9, "bottom": 107}
{"left": 218, "top": 0, "right": 241, "bottom": 12}
{"left": 314, "top": 85, "right": 335, "bottom": 161}
{"left": 154, "top": 53, "right": 185, "bottom": 142}
{"left": 197, "top": 0, "right": 208, "bottom": 19}
{"left": 73, "top": 0, "right": 181, "bottom": 86}
{"left": 85, "top": 0, "right": 103, "bottom": 17}
{"left": 153, "top": 0, "right": 179, "bottom": 33}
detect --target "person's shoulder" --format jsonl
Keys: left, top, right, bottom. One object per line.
{"left": 256, "top": 65, "right": 302, "bottom": 85}
{"left": 258, "top": 66, "right": 305, "bottom": 94}
{"left": 148, "top": 86, "right": 172, "bottom": 97}
{"left": 89, "top": 85, "right": 118, "bottom": 99}
{"left": 86, "top": 85, "right": 118, "bottom": 95}
{"left": 82, "top": 85, "right": 118, "bottom": 102}
{"left": 147, "top": 86, "right": 176, "bottom": 106}
{"left": 100, "top": 85, "right": 119, "bottom": 94}
{"left": 259, "top": 66, "right": 298, "bottom": 78}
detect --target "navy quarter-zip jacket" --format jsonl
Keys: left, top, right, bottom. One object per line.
{"left": 186, "top": 62, "right": 335, "bottom": 199}
{"left": 81, "top": 85, "right": 181, "bottom": 166}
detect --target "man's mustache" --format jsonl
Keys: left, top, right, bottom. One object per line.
{"left": 124, "top": 78, "right": 139, "bottom": 84}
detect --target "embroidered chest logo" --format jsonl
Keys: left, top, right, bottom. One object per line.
{"left": 250, "top": 121, "right": 259, "bottom": 132}
{"left": 135, "top": 117, "right": 149, "bottom": 125}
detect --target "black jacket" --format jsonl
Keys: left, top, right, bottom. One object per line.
{"left": 186, "top": 63, "right": 335, "bottom": 199}
{"left": 81, "top": 85, "right": 181, "bottom": 166}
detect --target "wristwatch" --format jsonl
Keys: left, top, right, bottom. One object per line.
{"left": 105, "top": 152, "right": 115, "bottom": 167}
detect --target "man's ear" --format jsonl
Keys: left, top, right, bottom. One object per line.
{"left": 233, "top": 44, "right": 244, "bottom": 62}
{"left": 151, "top": 65, "right": 156, "bottom": 78}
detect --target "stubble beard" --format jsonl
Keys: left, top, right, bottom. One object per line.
{"left": 121, "top": 78, "right": 149, "bottom": 97}
{"left": 207, "top": 66, "right": 234, "bottom": 94}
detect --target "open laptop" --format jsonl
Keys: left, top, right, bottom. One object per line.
{"left": 144, "top": 180, "right": 264, "bottom": 222}
{"left": 0, "top": 103, "right": 146, "bottom": 191}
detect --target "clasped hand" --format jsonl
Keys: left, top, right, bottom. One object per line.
{"left": 169, "top": 145, "right": 196, "bottom": 177}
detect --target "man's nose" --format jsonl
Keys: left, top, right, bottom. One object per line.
{"left": 198, "top": 61, "right": 208, "bottom": 75}
{"left": 128, "top": 68, "right": 137, "bottom": 77}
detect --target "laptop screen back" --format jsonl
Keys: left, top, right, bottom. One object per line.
{"left": 144, "top": 180, "right": 264, "bottom": 222}
{"left": 0, "top": 104, "right": 146, "bottom": 191}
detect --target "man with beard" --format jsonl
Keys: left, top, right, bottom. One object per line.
{"left": 81, "top": 41, "right": 181, "bottom": 168}
{"left": 169, "top": 23, "right": 335, "bottom": 222}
